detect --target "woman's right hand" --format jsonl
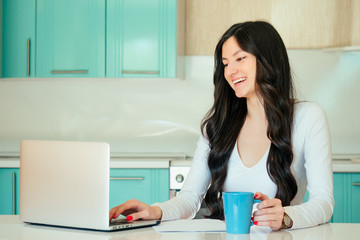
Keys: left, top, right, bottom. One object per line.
{"left": 109, "top": 199, "right": 162, "bottom": 222}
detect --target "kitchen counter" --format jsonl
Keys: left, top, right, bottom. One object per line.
{"left": 0, "top": 151, "right": 187, "bottom": 168}
{"left": 1, "top": 153, "right": 360, "bottom": 171}
{"left": 1, "top": 215, "right": 360, "bottom": 240}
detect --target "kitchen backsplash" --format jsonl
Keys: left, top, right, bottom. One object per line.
{"left": 0, "top": 51, "right": 359, "bottom": 156}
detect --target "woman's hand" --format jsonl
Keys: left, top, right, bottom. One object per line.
{"left": 109, "top": 199, "right": 162, "bottom": 222}
{"left": 252, "top": 192, "right": 285, "bottom": 231}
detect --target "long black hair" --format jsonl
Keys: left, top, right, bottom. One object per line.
{"left": 201, "top": 21, "right": 297, "bottom": 219}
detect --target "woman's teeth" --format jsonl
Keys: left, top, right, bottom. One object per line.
{"left": 234, "top": 77, "right": 246, "bottom": 84}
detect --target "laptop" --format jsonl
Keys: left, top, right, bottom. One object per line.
{"left": 19, "top": 140, "right": 160, "bottom": 231}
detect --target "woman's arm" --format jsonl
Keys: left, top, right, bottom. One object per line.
{"left": 286, "top": 103, "right": 334, "bottom": 229}
{"left": 152, "top": 135, "right": 212, "bottom": 221}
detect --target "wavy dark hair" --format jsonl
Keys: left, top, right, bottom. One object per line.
{"left": 201, "top": 21, "right": 298, "bottom": 219}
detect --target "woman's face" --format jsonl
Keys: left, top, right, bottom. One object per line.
{"left": 222, "top": 36, "right": 258, "bottom": 99}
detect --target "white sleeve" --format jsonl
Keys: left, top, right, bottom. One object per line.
{"left": 152, "top": 135, "right": 211, "bottom": 221}
{"left": 285, "top": 103, "right": 334, "bottom": 229}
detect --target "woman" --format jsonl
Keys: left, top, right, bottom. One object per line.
{"left": 109, "top": 21, "right": 334, "bottom": 230}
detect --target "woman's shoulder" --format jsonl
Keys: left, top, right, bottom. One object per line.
{"left": 293, "top": 101, "right": 328, "bottom": 132}
{"left": 294, "top": 101, "right": 326, "bottom": 119}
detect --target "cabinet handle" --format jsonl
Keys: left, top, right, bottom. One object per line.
{"left": 121, "top": 70, "right": 159, "bottom": 74}
{"left": 51, "top": 70, "right": 88, "bottom": 74}
{"left": 27, "top": 38, "right": 30, "bottom": 76}
{"left": 110, "top": 177, "right": 144, "bottom": 180}
{"left": 12, "top": 173, "right": 16, "bottom": 215}
{"left": 353, "top": 183, "right": 360, "bottom": 186}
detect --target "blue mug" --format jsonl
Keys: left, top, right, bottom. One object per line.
{"left": 223, "top": 192, "right": 261, "bottom": 234}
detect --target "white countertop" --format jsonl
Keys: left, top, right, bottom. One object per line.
{"left": 1, "top": 215, "right": 360, "bottom": 240}
{"left": 1, "top": 157, "right": 360, "bottom": 172}
{"left": 0, "top": 156, "right": 175, "bottom": 169}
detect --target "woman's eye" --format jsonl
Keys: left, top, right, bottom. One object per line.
{"left": 237, "top": 57, "right": 246, "bottom": 61}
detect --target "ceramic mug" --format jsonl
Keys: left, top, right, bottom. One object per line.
{"left": 223, "top": 192, "right": 261, "bottom": 234}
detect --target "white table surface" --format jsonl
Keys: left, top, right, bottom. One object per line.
{"left": 1, "top": 215, "right": 360, "bottom": 240}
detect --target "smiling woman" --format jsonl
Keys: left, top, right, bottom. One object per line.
{"left": 221, "top": 36, "right": 257, "bottom": 99}
{"left": 109, "top": 21, "right": 333, "bottom": 231}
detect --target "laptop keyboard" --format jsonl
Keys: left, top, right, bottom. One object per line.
{"left": 110, "top": 218, "right": 130, "bottom": 226}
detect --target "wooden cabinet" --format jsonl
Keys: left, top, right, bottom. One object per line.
{"left": 185, "top": 0, "right": 360, "bottom": 55}
{"left": 1, "top": 0, "right": 36, "bottom": 77}
{"left": 0, "top": 168, "right": 20, "bottom": 215}
{"left": 109, "top": 168, "right": 169, "bottom": 209}
{"left": 106, "top": 0, "right": 177, "bottom": 78}
{"left": 332, "top": 173, "right": 360, "bottom": 223}
{"left": 36, "top": 0, "right": 105, "bottom": 77}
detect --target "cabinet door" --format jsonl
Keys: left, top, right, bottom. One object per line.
{"left": 351, "top": 173, "right": 360, "bottom": 223}
{"left": 109, "top": 169, "right": 169, "bottom": 209}
{"left": 2, "top": 0, "right": 35, "bottom": 77}
{"left": 0, "top": 169, "right": 20, "bottom": 215}
{"left": 107, "top": 0, "right": 177, "bottom": 78}
{"left": 36, "top": 0, "right": 105, "bottom": 77}
{"left": 333, "top": 173, "right": 360, "bottom": 223}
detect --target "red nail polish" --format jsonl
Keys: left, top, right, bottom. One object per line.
{"left": 253, "top": 221, "right": 258, "bottom": 225}
{"left": 251, "top": 217, "right": 254, "bottom": 221}
{"left": 113, "top": 214, "right": 117, "bottom": 219}
{"left": 126, "top": 215, "right": 133, "bottom": 221}
{"left": 254, "top": 194, "right": 258, "bottom": 198}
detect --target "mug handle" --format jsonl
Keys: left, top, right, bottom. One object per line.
{"left": 250, "top": 199, "right": 262, "bottom": 226}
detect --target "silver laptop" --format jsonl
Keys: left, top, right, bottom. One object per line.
{"left": 19, "top": 140, "right": 160, "bottom": 231}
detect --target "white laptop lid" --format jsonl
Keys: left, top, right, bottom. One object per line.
{"left": 20, "top": 140, "right": 110, "bottom": 230}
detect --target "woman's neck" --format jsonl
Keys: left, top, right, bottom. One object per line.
{"left": 246, "top": 94, "right": 267, "bottom": 122}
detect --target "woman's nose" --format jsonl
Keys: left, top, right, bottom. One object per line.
{"left": 227, "top": 62, "right": 237, "bottom": 76}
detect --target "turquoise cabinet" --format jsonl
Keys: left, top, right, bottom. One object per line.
{"left": 332, "top": 173, "right": 360, "bottom": 223}
{"left": 2, "top": 0, "right": 178, "bottom": 78}
{"left": 106, "top": 0, "right": 177, "bottom": 78}
{"left": 0, "top": 168, "right": 20, "bottom": 215}
{"left": 109, "top": 168, "right": 169, "bottom": 210}
{"left": 2, "top": 0, "right": 36, "bottom": 77}
{"left": 36, "top": 0, "right": 105, "bottom": 77}
{"left": 303, "top": 173, "right": 360, "bottom": 223}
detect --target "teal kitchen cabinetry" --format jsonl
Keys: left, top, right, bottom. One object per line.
{"left": 332, "top": 173, "right": 360, "bottom": 223}
{"left": 106, "top": 0, "right": 177, "bottom": 78}
{"left": 2, "top": 0, "right": 179, "bottom": 78}
{"left": 109, "top": 168, "right": 169, "bottom": 209}
{"left": 303, "top": 173, "right": 360, "bottom": 223}
{"left": 1, "top": 0, "right": 36, "bottom": 77}
{"left": 0, "top": 168, "right": 20, "bottom": 215}
{"left": 36, "top": 0, "right": 105, "bottom": 77}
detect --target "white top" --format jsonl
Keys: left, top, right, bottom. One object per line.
{"left": 154, "top": 102, "right": 334, "bottom": 229}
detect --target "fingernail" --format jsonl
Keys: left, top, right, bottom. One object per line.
{"left": 253, "top": 221, "right": 258, "bottom": 225}
{"left": 126, "top": 215, "right": 133, "bottom": 221}
{"left": 254, "top": 194, "right": 259, "bottom": 198}
{"left": 113, "top": 214, "right": 116, "bottom": 219}
{"left": 251, "top": 217, "right": 254, "bottom": 221}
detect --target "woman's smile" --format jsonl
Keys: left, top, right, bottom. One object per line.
{"left": 232, "top": 76, "right": 247, "bottom": 85}
{"left": 222, "top": 36, "right": 257, "bottom": 99}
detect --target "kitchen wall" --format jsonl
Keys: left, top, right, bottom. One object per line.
{"left": 1, "top": 0, "right": 359, "bottom": 156}
{"left": 1, "top": 51, "right": 359, "bottom": 156}
{"left": 0, "top": 1, "right": 2, "bottom": 76}
{"left": 0, "top": 57, "right": 214, "bottom": 155}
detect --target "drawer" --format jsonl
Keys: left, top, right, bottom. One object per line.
{"left": 109, "top": 168, "right": 169, "bottom": 209}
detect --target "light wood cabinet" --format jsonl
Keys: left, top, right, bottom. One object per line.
{"left": 185, "top": 0, "right": 360, "bottom": 55}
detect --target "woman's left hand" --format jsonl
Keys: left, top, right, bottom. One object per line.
{"left": 252, "top": 192, "right": 284, "bottom": 231}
